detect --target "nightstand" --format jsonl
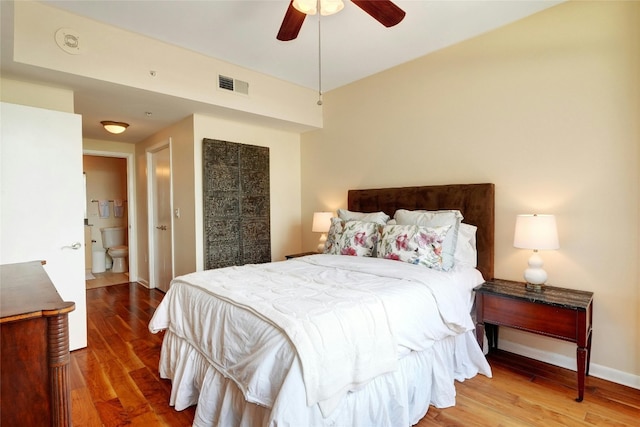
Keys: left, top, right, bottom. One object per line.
{"left": 475, "top": 279, "right": 593, "bottom": 402}
{"left": 284, "top": 251, "right": 318, "bottom": 259}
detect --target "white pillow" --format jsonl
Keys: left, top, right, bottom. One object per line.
{"left": 393, "top": 209, "right": 463, "bottom": 271}
{"left": 454, "top": 223, "right": 477, "bottom": 268}
{"left": 377, "top": 224, "right": 451, "bottom": 270}
{"left": 337, "top": 209, "right": 390, "bottom": 225}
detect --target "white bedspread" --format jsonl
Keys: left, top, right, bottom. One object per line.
{"left": 149, "top": 254, "right": 483, "bottom": 416}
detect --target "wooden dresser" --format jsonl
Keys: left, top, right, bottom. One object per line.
{"left": 0, "top": 261, "right": 75, "bottom": 427}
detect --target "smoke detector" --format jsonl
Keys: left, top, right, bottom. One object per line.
{"left": 55, "top": 28, "right": 86, "bottom": 55}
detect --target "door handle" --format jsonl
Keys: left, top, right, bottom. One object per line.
{"left": 155, "top": 225, "right": 167, "bottom": 231}
{"left": 62, "top": 242, "right": 82, "bottom": 250}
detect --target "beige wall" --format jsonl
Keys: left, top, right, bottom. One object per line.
{"left": 83, "top": 138, "right": 136, "bottom": 155}
{"left": 301, "top": 1, "right": 639, "bottom": 385}
{"left": 0, "top": 78, "right": 74, "bottom": 112}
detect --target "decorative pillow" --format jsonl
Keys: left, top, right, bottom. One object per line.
{"left": 454, "top": 223, "right": 478, "bottom": 268}
{"left": 324, "top": 218, "right": 381, "bottom": 257}
{"left": 377, "top": 224, "right": 451, "bottom": 270}
{"left": 324, "top": 217, "right": 343, "bottom": 254}
{"left": 393, "top": 209, "right": 463, "bottom": 271}
{"left": 337, "top": 209, "right": 390, "bottom": 225}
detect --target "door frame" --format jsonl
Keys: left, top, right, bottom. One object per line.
{"left": 146, "top": 139, "right": 175, "bottom": 289}
{"left": 83, "top": 149, "right": 137, "bottom": 282}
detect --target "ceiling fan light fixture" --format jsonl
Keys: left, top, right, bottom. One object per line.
{"left": 292, "top": 0, "right": 316, "bottom": 15}
{"left": 293, "top": 0, "right": 344, "bottom": 16}
{"left": 320, "top": 0, "right": 344, "bottom": 15}
{"left": 101, "top": 121, "right": 129, "bottom": 134}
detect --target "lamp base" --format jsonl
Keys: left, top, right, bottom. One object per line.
{"left": 525, "top": 282, "right": 545, "bottom": 292}
{"left": 316, "top": 233, "right": 327, "bottom": 253}
{"left": 522, "top": 252, "right": 548, "bottom": 291}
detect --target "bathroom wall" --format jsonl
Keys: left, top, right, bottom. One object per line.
{"left": 83, "top": 155, "right": 128, "bottom": 264}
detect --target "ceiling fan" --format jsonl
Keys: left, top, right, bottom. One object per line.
{"left": 277, "top": 0, "right": 406, "bottom": 41}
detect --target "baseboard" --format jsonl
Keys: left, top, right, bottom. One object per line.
{"left": 136, "top": 279, "right": 150, "bottom": 289}
{"left": 499, "top": 339, "right": 640, "bottom": 390}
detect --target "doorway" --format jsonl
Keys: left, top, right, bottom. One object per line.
{"left": 147, "top": 141, "right": 174, "bottom": 292}
{"left": 83, "top": 150, "right": 137, "bottom": 289}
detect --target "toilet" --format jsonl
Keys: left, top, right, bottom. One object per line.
{"left": 100, "top": 226, "right": 128, "bottom": 273}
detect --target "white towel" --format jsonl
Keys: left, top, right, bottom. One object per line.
{"left": 98, "top": 200, "right": 110, "bottom": 218}
{"left": 114, "top": 199, "right": 124, "bottom": 218}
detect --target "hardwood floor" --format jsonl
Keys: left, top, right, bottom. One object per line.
{"left": 71, "top": 282, "right": 196, "bottom": 426}
{"left": 71, "top": 283, "right": 640, "bottom": 426}
{"left": 419, "top": 352, "right": 640, "bottom": 427}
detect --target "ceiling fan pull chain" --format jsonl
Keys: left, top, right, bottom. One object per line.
{"left": 317, "top": 1, "right": 323, "bottom": 106}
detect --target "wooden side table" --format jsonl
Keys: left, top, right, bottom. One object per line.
{"left": 285, "top": 251, "right": 318, "bottom": 259}
{"left": 475, "top": 279, "right": 593, "bottom": 402}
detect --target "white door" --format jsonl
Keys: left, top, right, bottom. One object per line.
{"left": 0, "top": 102, "right": 87, "bottom": 350}
{"left": 150, "top": 145, "right": 173, "bottom": 292}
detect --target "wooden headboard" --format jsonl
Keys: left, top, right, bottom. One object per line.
{"left": 348, "top": 183, "right": 495, "bottom": 280}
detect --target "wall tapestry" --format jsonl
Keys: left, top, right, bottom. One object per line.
{"left": 203, "top": 138, "right": 271, "bottom": 269}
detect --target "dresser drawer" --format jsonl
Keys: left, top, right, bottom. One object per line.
{"left": 482, "top": 294, "right": 578, "bottom": 342}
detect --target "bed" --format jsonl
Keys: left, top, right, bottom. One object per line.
{"left": 149, "top": 183, "right": 495, "bottom": 426}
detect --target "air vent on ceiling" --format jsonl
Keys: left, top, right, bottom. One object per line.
{"left": 218, "top": 75, "right": 249, "bottom": 95}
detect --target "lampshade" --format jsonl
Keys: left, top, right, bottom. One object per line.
{"left": 312, "top": 211, "right": 333, "bottom": 233}
{"left": 513, "top": 214, "right": 559, "bottom": 291}
{"left": 101, "top": 121, "right": 129, "bottom": 134}
{"left": 513, "top": 214, "right": 559, "bottom": 250}
{"left": 293, "top": 0, "right": 344, "bottom": 16}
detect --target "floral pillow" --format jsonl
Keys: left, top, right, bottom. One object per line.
{"left": 393, "top": 209, "right": 463, "bottom": 271}
{"left": 377, "top": 224, "right": 451, "bottom": 270}
{"left": 324, "top": 218, "right": 381, "bottom": 257}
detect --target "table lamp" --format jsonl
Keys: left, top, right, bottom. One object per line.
{"left": 513, "top": 214, "right": 559, "bottom": 291}
{"left": 312, "top": 212, "right": 333, "bottom": 253}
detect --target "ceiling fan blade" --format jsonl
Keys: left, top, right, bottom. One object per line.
{"left": 277, "top": 1, "right": 307, "bottom": 41}
{"left": 351, "top": 0, "right": 406, "bottom": 28}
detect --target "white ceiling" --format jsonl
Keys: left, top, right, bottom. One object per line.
{"left": 1, "top": 0, "right": 562, "bottom": 143}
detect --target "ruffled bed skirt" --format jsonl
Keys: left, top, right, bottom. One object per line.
{"left": 159, "top": 330, "right": 491, "bottom": 427}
